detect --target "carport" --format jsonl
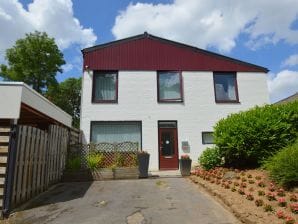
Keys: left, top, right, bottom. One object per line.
{"left": 0, "top": 81, "right": 72, "bottom": 216}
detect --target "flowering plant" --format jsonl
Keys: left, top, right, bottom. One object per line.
{"left": 255, "top": 175, "right": 262, "bottom": 180}
{"left": 266, "top": 192, "right": 276, "bottom": 201}
{"left": 257, "top": 181, "right": 266, "bottom": 187}
{"left": 263, "top": 204, "right": 273, "bottom": 212}
{"left": 289, "top": 194, "right": 297, "bottom": 202}
{"left": 180, "top": 154, "right": 191, "bottom": 160}
{"left": 289, "top": 203, "right": 298, "bottom": 214}
{"left": 285, "top": 216, "right": 295, "bottom": 224}
{"left": 240, "top": 182, "right": 247, "bottom": 188}
{"left": 255, "top": 199, "right": 264, "bottom": 207}
{"left": 248, "top": 179, "right": 255, "bottom": 184}
{"left": 276, "top": 210, "right": 285, "bottom": 219}
{"left": 278, "top": 197, "right": 287, "bottom": 207}
{"left": 238, "top": 188, "right": 245, "bottom": 195}
{"left": 277, "top": 188, "right": 285, "bottom": 196}
{"left": 246, "top": 193, "right": 254, "bottom": 201}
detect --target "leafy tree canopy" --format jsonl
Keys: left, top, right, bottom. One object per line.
{"left": 0, "top": 31, "right": 65, "bottom": 93}
{"left": 46, "top": 77, "right": 81, "bottom": 128}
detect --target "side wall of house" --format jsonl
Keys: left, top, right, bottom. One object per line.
{"left": 80, "top": 71, "right": 269, "bottom": 170}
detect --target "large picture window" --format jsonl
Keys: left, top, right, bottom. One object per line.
{"left": 92, "top": 71, "right": 118, "bottom": 103}
{"left": 213, "top": 72, "right": 239, "bottom": 103}
{"left": 91, "top": 121, "right": 142, "bottom": 149}
{"left": 157, "top": 71, "right": 183, "bottom": 102}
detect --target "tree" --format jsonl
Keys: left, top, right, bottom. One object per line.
{"left": 0, "top": 31, "right": 65, "bottom": 93}
{"left": 46, "top": 78, "right": 81, "bottom": 128}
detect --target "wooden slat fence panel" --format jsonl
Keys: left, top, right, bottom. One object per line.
{"left": 9, "top": 124, "right": 69, "bottom": 209}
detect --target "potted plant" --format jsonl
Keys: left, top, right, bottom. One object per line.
{"left": 180, "top": 154, "right": 192, "bottom": 176}
{"left": 137, "top": 150, "right": 150, "bottom": 178}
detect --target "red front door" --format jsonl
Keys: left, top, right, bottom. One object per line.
{"left": 159, "top": 127, "right": 179, "bottom": 170}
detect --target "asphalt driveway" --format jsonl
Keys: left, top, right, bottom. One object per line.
{"left": 5, "top": 178, "right": 239, "bottom": 224}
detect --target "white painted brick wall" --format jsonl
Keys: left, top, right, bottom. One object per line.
{"left": 80, "top": 71, "right": 269, "bottom": 170}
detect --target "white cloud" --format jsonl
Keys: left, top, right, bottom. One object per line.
{"left": 61, "top": 63, "right": 74, "bottom": 73}
{"left": 0, "top": 0, "right": 97, "bottom": 62}
{"left": 282, "top": 54, "right": 298, "bottom": 67}
{"left": 268, "top": 70, "right": 298, "bottom": 103}
{"left": 112, "top": 0, "right": 298, "bottom": 52}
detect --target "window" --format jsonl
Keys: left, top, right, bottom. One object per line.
{"left": 202, "top": 132, "right": 214, "bottom": 144}
{"left": 92, "top": 71, "right": 118, "bottom": 103}
{"left": 90, "top": 121, "right": 142, "bottom": 149}
{"left": 157, "top": 71, "right": 183, "bottom": 102}
{"left": 213, "top": 72, "right": 239, "bottom": 103}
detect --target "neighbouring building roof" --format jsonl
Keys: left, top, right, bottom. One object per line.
{"left": 0, "top": 82, "right": 72, "bottom": 127}
{"left": 82, "top": 32, "right": 268, "bottom": 73}
{"left": 274, "top": 92, "right": 298, "bottom": 105}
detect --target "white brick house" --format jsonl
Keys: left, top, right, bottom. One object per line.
{"left": 80, "top": 33, "right": 269, "bottom": 171}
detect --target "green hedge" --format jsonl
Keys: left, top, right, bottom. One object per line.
{"left": 263, "top": 139, "right": 298, "bottom": 187}
{"left": 198, "top": 147, "right": 223, "bottom": 170}
{"left": 214, "top": 101, "right": 298, "bottom": 168}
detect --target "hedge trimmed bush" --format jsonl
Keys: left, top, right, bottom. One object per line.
{"left": 214, "top": 101, "right": 298, "bottom": 168}
{"left": 263, "top": 139, "right": 298, "bottom": 187}
{"left": 198, "top": 147, "right": 223, "bottom": 170}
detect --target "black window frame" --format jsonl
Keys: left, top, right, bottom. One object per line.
{"left": 92, "top": 71, "right": 118, "bottom": 103}
{"left": 213, "top": 72, "right": 239, "bottom": 103}
{"left": 202, "top": 132, "right": 215, "bottom": 144}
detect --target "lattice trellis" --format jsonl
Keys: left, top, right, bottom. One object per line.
{"left": 68, "top": 142, "right": 139, "bottom": 169}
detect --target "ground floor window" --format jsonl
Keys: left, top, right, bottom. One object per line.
{"left": 90, "top": 121, "right": 142, "bottom": 149}
{"left": 202, "top": 132, "right": 214, "bottom": 144}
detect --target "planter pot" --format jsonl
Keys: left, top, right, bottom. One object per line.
{"left": 180, "top": 159, "right": 192, "bottom": 176}
{"left": 137, "top": 153, "right": 150, "bottom": 178}
{"left": 91, "top": 168, "right": 113, "bottom": 180}
{"left": 114, "top": 167, "right": 139, "bottom": 179}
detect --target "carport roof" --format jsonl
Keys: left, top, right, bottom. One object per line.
{"left": 0, "top": 82, "right": 72, "bottom": 128}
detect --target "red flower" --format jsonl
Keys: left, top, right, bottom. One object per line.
{"left": 276, "top": 210, "right": 285, "bottom": 219}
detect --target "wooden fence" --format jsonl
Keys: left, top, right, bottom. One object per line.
{"left": 3, "top": 125, "right": 69, "bottom": 213}
{"left": 0, "top": 126, "right": 10, "bottom": 211}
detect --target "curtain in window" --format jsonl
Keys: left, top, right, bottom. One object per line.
{"left": 159, "top": 72, "right": 181, "bottom": 100}
{"left": 94, "top": 73, "right": 116, "bottom": 100}
{"left": 214, "top": 74, "right": 236, "bottom": 101}
{"left": 91, "top": 122, "right": 141, "bottom": 148}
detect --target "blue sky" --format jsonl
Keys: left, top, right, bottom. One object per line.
{"left": 1, "top": 0, "right": 298, "bottom": 102}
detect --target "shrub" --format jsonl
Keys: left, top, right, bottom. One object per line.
{"left": 86, "top": 153, "right": 104, "bottom": 170}
{"left": 263, "top": 139, "right": 298, "bottom": 187}
{"left": 66, "top": 157, "right": 81, "bottom": 171}
{"left": 214, "top": 101, "right": 298, "bottom": 168}
{"left": 198, "top": 147, "right": 223, "bottom": 170}
{"left": 114, "top": 153, "right": 125, "bottom": 167}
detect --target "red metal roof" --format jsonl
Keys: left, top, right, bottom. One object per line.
{"left": 82, "top": 33, "right": 268, "bottom": 73}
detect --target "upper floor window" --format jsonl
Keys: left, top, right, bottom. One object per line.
{"left": 157, "top": 71, "right": 183, "bottom": 102}
{"left": 213, "top": 72, "right": 239, "bottom": 103}
{"left": 92, "top": 71, "right": 118, "bottom": 103}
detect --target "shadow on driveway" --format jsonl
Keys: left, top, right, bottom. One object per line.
{"left": 23, "top": 182, "right": 93, "bottom": 210}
